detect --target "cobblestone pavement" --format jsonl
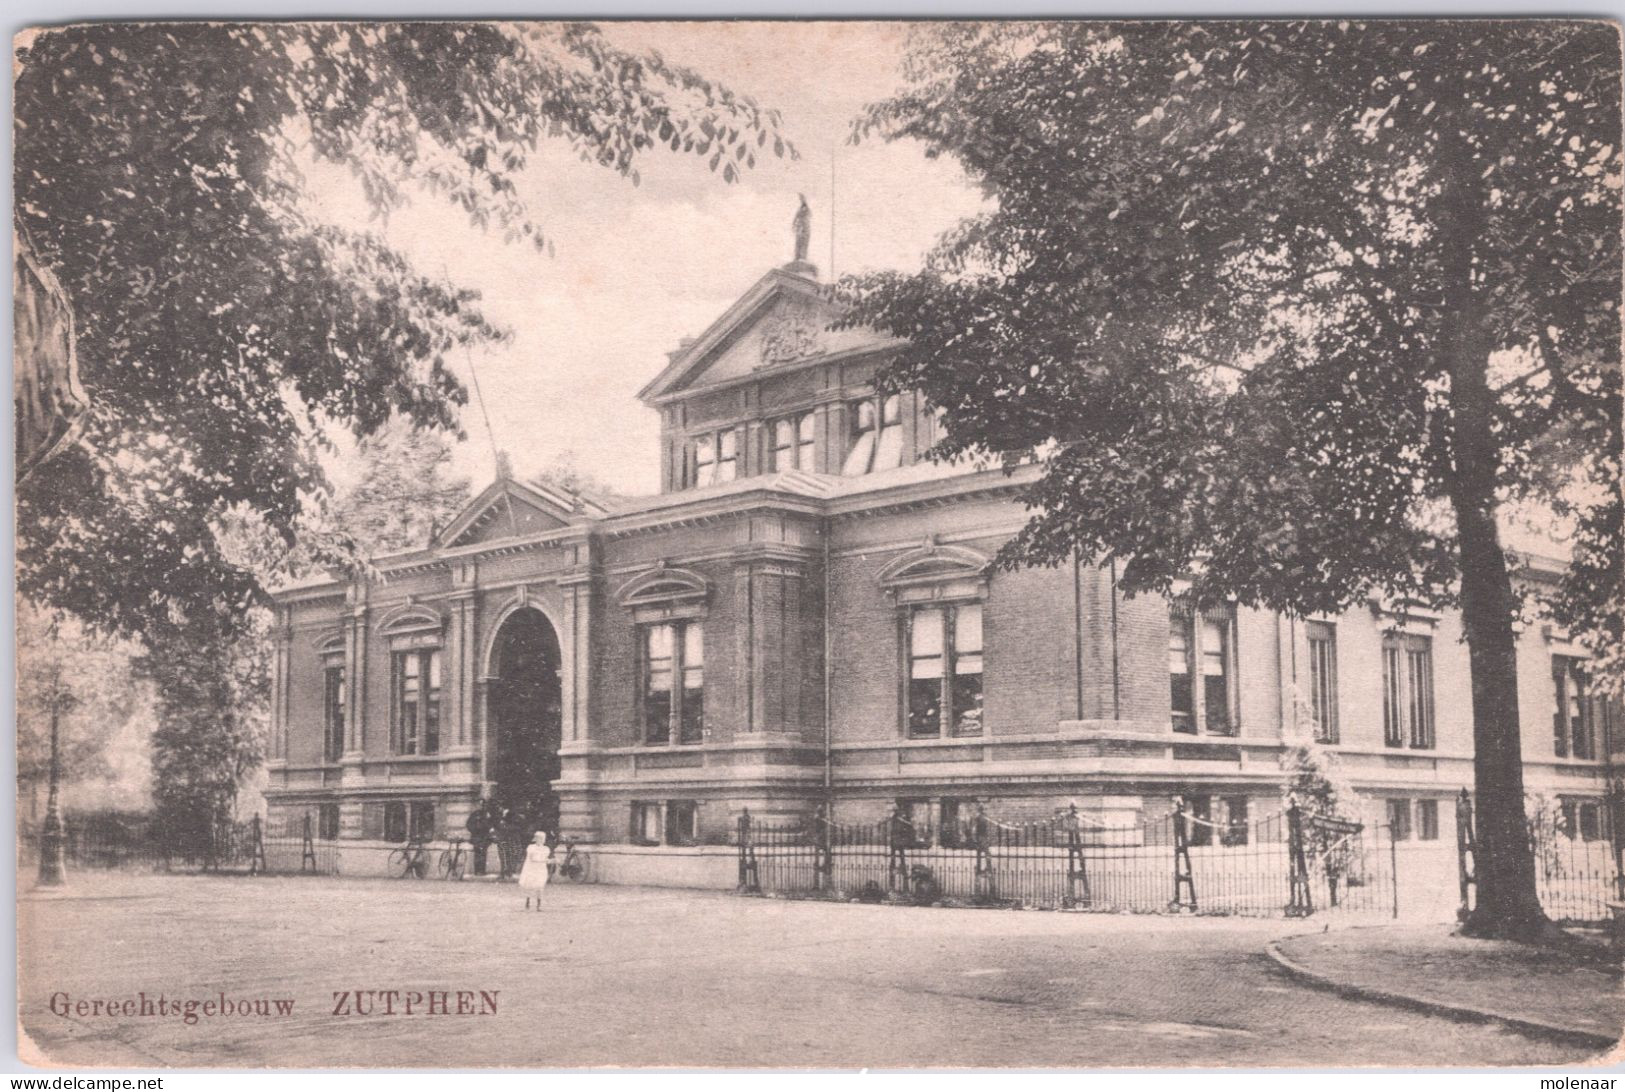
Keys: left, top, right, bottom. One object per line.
{"left": 16, "top": 873, "right": 1606, "bottom": 1069}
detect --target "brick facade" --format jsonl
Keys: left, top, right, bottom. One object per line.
{"left": 264, "top": 262, "right": 1618, "bottom": 874}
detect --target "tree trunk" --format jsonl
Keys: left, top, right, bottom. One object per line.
{"left": 1433, "top": 154, "right": 1556, "bottom": 942}
{"left": 1454, "top": 485, "right": 1554, "bottom": 940}
{"left": 1448, "top": 314, "right": 1554, "bottom": 942}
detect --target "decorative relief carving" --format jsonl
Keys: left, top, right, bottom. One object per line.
{"left": 759, "top": 315, "right": 823, "bottom": 366}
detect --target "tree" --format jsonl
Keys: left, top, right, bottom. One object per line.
{"left": 14, "top": 22, "right": 790, "bottom": 642}
{"left": 845, "top": 21, "right": 1620, "bottom": 940}
{"left": 332, "top": 419, "right": 473, "bottom": 555}
{"left": 134, "top": 610, "right": 269, "bottom": 858}
{"left": 15, "top": 603, "right": 144, "bottom": 818}
{"left": 533, "top": 449, "right": 631, "bottom": 509}
{"left": 1280, "top": 730, "right": 1363, "bottom": 904}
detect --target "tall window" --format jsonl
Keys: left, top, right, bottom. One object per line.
{"left": 694, "top": 434, "right": 715, "bottom": 486}
{"left": 907, "top": 603, "right": 984, "bottom": 738}
{"left": 1562, "top": 799, "right": 1605, "bottom": 841}
{"left": 384, "top": 801, "right": 408, "bottom": 843}
{"left": 642, "top": 621, "right": 704, "bottom": 744}
{"left": 771, "top": 413, "right": 817, "bottom": 472}
{"left": 843, "top": 394, "right": 905, "bottom": 476}
{"left": 716, "top": 428, "right": 738, "bottom": 482}
{"left": 1552, "top": 656, "right": 1594, "bottom": 760}
{"left": 630, "top": 802, "right": 662, "bottom": 845}
{"left": 875, "top": 394, "right": 904, "bottom": 470}
{"left": 1306, "top": 622, "right": 1338, "bottom": 743}
{"left": 842, "top": 399, "right": 876, "bottom": 475}
{"left": 680, "top": 623, "right": 705, "bottom": 743}
{"left": 383, "top": 801, "right": 431, "bottom": 842}
{"left": 1382, "top": 633, "right": 1434, "bottom": 750}
{"left": 318, "top": 803, "right": 340, "bottom": 841}
{"left": 1169, "top": 606, "right": 1236, "bottom": 736}
{"left": 1186, "top": 795, "right": 1250, "bottom": 848}
{"left": 1381, "top": 642, "right": 1404, "bottom": 747}
{"left": 409, "top": 801, "right": 435, "bottom": 841}
{"left": 1387, "top": 798, "right": 1412, "bottom": 841}
{"left": 1186, "top": 794, "right": 1212, "bottom": 847}
{"left": 1200, "top": 615, "right": 1230, "bottom": 735}
{"left": 1417, "top": 798, "right": 1440, "bottom": 841}
{"left": 1170, "top": 614, "right": 1194, "bottom": 734}
{"left": 392, "top": 649, "right": 441, "bottom": 755}
{"left": 322, "top": 663, "right": 346, "bottom": 762}
{"left": 795, "top": 412, "right": 816, "bottom": 469}
{"left": 691, "top": 429, "right": 740, "bottom": 487}
{"left": 666, "top": 801, "right": 698, "bottom": 846}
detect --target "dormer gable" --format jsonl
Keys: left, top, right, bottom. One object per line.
{"left": 637, "top": 265, "right": 895, "bottom": 406}
{"left": 435, "top": 478, "right": 603, "bottom": 549}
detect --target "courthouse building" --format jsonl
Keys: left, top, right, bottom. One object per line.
{"left": 264, "top": 251, "right": 1619, "bottom": 882}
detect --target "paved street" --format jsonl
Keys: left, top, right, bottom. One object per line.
{"left": 18, "top": 873, "right": 1605, "bottom": 1068}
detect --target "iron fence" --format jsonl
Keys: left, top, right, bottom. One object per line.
{"left": 1456, "top": 788, "right": 1623, "bottom": 925}
{"left": 739, "top": 799, "right": 1396, "bottom": 919}
{"left": 19, "top": 813, "right": 339, "bottom": 877}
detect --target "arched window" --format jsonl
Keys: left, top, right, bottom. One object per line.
{"left": 616, "top": 567, "right": 711, "bottom": 745}
{"left": 317, "top": 633, "right": 346, "bottom": 762}
{"left": 378, "top": 606, "right": 445, "bottom": 756}
{"left": 879, "top": 541, "right": 990, "bottom": 739}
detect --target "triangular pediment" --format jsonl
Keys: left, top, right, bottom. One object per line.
{"left": 437, "top": 479, "right": 597, "bottom": 549}
{"left": 637, "top": 266, "right": 895, "bottom": 404}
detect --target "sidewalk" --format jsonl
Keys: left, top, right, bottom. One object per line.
{"left": 1269, "top": 923, "right": 1623, "bottom": 1050}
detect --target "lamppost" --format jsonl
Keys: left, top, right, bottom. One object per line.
{"left": 36, "top": 689, "right": 68, "bottom": 886}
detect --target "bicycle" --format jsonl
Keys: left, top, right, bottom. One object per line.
{"left": 552, "top": 839, "right": 590, "bottom": 882}
{"left": 438, "top": 837, "right": 467, "bottom": 881}
{"left": 388, "top": 839, "right": 430, "bottom": 879}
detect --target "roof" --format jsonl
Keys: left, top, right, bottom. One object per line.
{"left": 636, "top": 266, "right": 826, "bottom": 404}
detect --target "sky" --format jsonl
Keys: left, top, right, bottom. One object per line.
{"left": 304, "top": 22, "right": 985, "bottom": 498}
{"left": 291, "top": 20, "right": 1573, "bottom": 558}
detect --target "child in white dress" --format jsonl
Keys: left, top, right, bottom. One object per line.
{"left": 519, "top": 831, "right": 551, "bottom": 911}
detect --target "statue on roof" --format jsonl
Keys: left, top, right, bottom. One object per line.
{"left": 792, "top": 194, "right": 811, "bottom": 264}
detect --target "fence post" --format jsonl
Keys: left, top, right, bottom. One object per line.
{"left": 249, "top": 815, "right": 267, "bottom": 876}
{"left": 1389, "top": 808, "right": 1400, "bottom": 920}
{"left": 814, "top": 802, "right": 834, "bottom": 892}
{"left": 1455, "top": 788, "right": 1476, "bottom": 922}
{"left": 887, "top": 806, "right": 908, "bottom": 893}
{"left": 737, "top": 809, "right": 759, "bottom": 893}
{"left": 1063, "top": 802, "right": 1089, "bottom": 909}
{"left": 1285, "top": 798, "right": 1313, "bottom": 918}
{"left": 1607, "top": 777, "right": 1625, "bottom": 901}
{"left": 973, "top": 803, "right": 995, "bottom": 902}
{"left": 301, "top": 811, "right": 317, "bottom": 874}
{"left": 1170, "top": 796, "right": 1197, "bottom": 912}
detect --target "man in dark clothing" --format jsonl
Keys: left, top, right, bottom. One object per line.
{"left": 495, "top": 804, "right": 522, "bottom": 879}
{"left": 465, "top": 798, "right": 495, "bottom": 876}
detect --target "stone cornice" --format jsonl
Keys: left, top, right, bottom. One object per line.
{"left": 436, "top": 524, "right": 591, "bottom": 561}
{"left": 600, "top": 490, "right": 825, "bottom": 538}
{"left": 272, "top": 466, "right": 1043, "bottom": 606}
{"left": 646, "top": 341, "right": 905, "bottom": 408}
{"left": 825, "top": 463, "right": 1042, "bottom": 519}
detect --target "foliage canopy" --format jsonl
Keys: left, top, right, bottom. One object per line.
{"left": 846, "top": 21, "right": 1619, "bottom": 639}
{"left": 845, "top": 20, "right": 1621, "bottom": 938}
{"left": 15, "top": 22, "right": 789, "bottom": 641}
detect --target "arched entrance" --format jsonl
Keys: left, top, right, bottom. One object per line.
{"left": 486, "top": 607, "right": 563, "bottom": 838}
